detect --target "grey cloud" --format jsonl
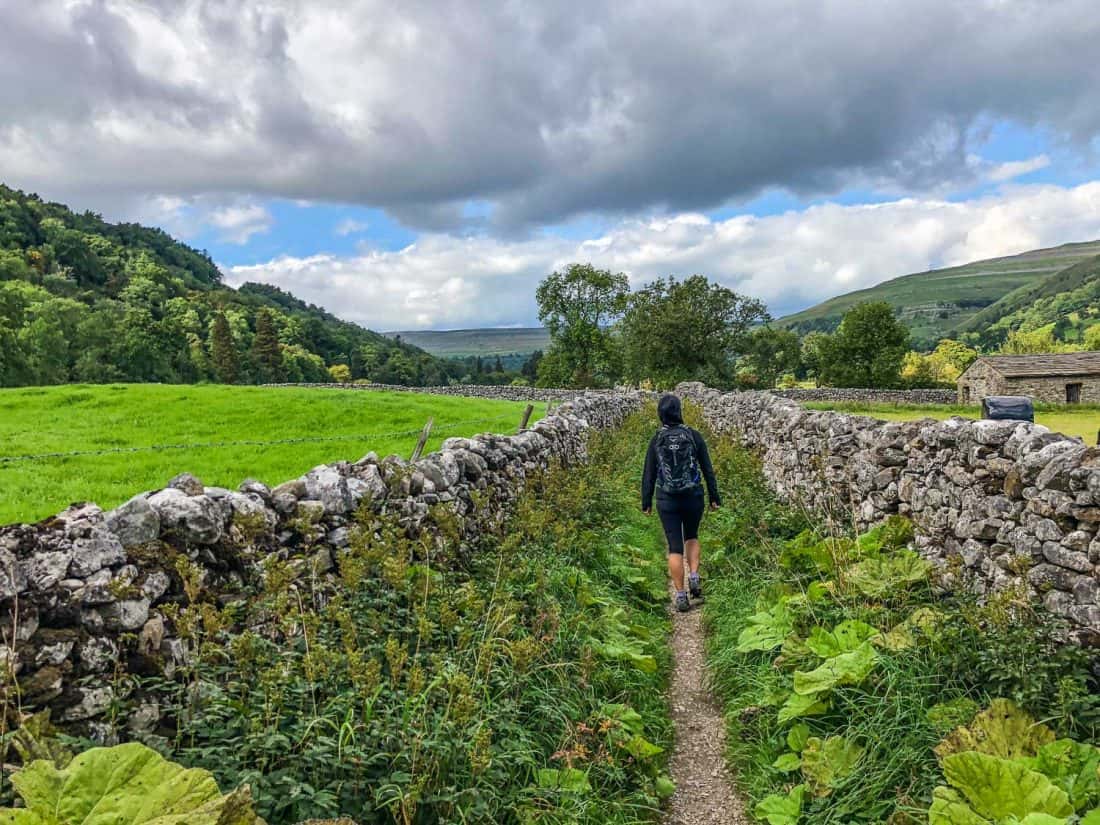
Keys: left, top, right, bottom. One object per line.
{"left": 3, "top": 0, "right": 1100, "bottom": 230}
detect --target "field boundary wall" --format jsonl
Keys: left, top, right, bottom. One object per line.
{"left": 0, "top": 391, "right": 643, "bottom": 737}
{"left": 770, "top": 388, "right": 958, "bottom": 405}
{"left": 678, "top": 382, "right": 1100, "bottom": 645}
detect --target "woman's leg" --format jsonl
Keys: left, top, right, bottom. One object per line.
{"left": 667, "top": 551, "right": 685, "bottom": 593}
{"left": 682, "top": 496, "right": 705, "bottom": 586}
{"left": 657, "top": 502, "right": 687, "bottom": 592}
{"left": 684, "top": 538, "right": 701, "bottom": 575}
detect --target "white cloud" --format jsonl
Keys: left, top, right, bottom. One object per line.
{"left": 334, "top": 218, "right": 368, "bottom": 236}
{"left": 987, "top": 154, "right": 1051, "bottom": 182}
{"left": 112, "top": 195, "right": 273, "bottom": 245}
{"left": 225, "top": 180, "right": 1100, "bottom": 330}
{"left": 207, "top": 204, "right": 273, "bottom": 244}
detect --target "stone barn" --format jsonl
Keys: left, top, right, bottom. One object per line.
{"left": 957, "top": 351, "right": 1100, "bottom": 404}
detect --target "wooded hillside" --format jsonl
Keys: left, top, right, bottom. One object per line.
{"left": 0, "top": 184, "right": 455, "bottom": 387}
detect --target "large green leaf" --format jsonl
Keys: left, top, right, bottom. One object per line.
{"left": 928, "top": 786, "right": 992, "bottom": 825}
{"left": 935, "top": 699, "right": 1056, "bottom": 762}
{"left": 1079, "top": 809, "right": 1100, "bottom": 825}
{"left": 805, "top": 620, "right": 879, "bottom": 659}
{"left": 787, "top": 724, "right": 811, "bottom": 752}
{"left": 0, "top": 742, "right": 264, "bottom": 825}
{"left": 792, "top": 642, "right": 877, "bottom": 695}
{"left": 654, "top": 775, "right": 676, "bottom": 800}
{"left": 800, "top": 735, "right": 864, "bottom": 797}
{"left": 754, "top": 783, "right": 806, "bottom": 825}
{"left": 621, "top": 734, "right": 663, "bottom": 761}
{"left": 876, "top": 607, "right": 945, "bottom": 651}
{"left": 779, "top": 531, "right": 841, "bottom": 575}
{"left": 736, "top": 601, "right": 794, "bottom": 653}
{"left": 600, "top": 703, "right": 646, "bottom": 737}
{"left": 772, "top": 753, "right": 802, "bottom": 772}
{"left": 536, "top": 768, "right": 591, "bottom": 794}
{"left": 846, "top": 550, "right": 931, "bottom": 598}
{"left": 590, "top": 639, "right": 658, "bottom": 673}
{"left": 1027, "top": 739, "right": 1100, "bottom": 812}
{"left": 942, "top": 751, "right": 1073, "bottom": 821}
{"left": 777, "top": 692, "right": 830, "bottom": 724}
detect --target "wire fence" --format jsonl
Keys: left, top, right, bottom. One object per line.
{"left": 0, "top": 413, "right": 526, "bottom": 465}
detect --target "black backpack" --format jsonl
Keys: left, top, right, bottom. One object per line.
{"left": 655, "top": 425, "right": 701, "bottom": 493}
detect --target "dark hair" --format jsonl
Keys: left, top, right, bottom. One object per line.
{"left": 658, "top": 394, "right": 684, "bottom": 426}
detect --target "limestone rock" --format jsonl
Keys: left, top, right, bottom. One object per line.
{"left": 148, "top": 488, "right": 224, "bottom": 544}
{"left": 104, "top": 494, "right": 161, "bottom": 548}
{"left": 168, "top": 472, "right": 205, "bottom": 496}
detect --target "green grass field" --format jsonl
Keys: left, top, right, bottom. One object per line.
{"left": 0, "top": 384, "right": 544, "bottom": 525}
{"left": 804, "top": 400, "right": 1100, "bottom": 443}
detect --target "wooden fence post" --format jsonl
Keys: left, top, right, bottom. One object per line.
{"left": 411, "top": 416, "right": 434, "bottom": 461}
{"left": 518, "top": 403, "right": 534, "bottom": 432}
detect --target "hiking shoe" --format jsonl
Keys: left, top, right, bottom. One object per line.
{"left": 688, "top": 573, "right": 703, "bottom": 600}
{"left": 675, "top": 591, "right": 690, "bottom": 613}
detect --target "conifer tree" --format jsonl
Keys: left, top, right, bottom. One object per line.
{"left": 251, "top": 308, "right": 284, "bottom": 383}
{"left": 210, "top": 312, "right": 239, "bottom": 384}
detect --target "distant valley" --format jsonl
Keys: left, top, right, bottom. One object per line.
{"left": 386, "top": 327, "right": 550, "bottom": 359}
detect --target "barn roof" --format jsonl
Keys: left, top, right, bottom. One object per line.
{"left": 965, "top": 351, "right": 1100, "bottom": 378}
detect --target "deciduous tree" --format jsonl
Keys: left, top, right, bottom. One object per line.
{"left": 619, "top": 274, "right": 769, "bottom": 388}
{"left": 816, "top": 302, "right": 909, "bottom": 388}
{"left": 536, "top": 263, "right": 629, "bottom": 387}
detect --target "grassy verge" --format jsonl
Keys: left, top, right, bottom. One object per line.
{"left": 0, "top": 384, "right": 543, "bottom": 524}
{"left": 693, "top": 410, "right": 1100, "bottom": 823}
{"left": 802, "top": 400, "right": 1100, "bottom": 443}
{"left": 55, "top": 407, "right": 672, "bottom": 824}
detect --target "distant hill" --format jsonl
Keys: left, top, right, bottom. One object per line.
{"left": 955, "top": 253, "right": 1100, "bottom": 346}
{"left": 778, "top": 240, "right": 1100, "bottom": 349}
{"left": 0, "top": 184, "right": 455, "bottom": 387}
{"left": 387, "top": 327, "right": 550, "bottom": 358}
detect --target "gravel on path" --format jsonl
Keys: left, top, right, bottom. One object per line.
{"left": 663, "top": 599, "right": 750, "bottom": 825}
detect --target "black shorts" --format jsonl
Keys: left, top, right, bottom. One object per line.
{"left": 656, "top": 494, "right": 705, "bottom": 555}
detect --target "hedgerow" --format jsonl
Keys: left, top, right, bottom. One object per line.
{"left": 50, "top": 409, "right": 672, "bottom": 824}
{"left": 696, "top": 411, "right": 1100, "bottom": 824}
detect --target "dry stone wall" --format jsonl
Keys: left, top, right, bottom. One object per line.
{"left": 678, "top": 382, "right": 1100, "bottom": 645}
{"left": 0, "top": 391, "right": 643, "bottom": 739}
{"left": 266, "top": 382, "right": 625, "bottom": 403}
{"left": 771, "top": 388, "right": 957, "bottom": 405}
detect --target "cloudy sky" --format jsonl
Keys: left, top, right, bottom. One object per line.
{"left": 5, "top": 1, "right": 1100, "bottom": 330}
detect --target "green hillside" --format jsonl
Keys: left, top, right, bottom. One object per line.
{"left": 779, "top": 240, "right": 1100, "bottom": 348}
{"left": 954, "top": 253, "right": 1100, "bottom": 346}
{"left": 387, "top": 326, "right": 550, "bottom": 357}
{"left": 0, "top": 184, "right": 456, "bottom": 386}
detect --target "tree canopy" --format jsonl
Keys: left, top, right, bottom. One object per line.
{"left": 814, "top": 302, "right": 910, "bottom": 388}
{"left": 535, "top": 263, "right": 629, "bottom": 387}
{"left": 619, "top": 275, "right": 770, "bottom": 388}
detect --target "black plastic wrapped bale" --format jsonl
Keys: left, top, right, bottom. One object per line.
{"left": 981, "top": 395, "right": 1034, "bottom": 422}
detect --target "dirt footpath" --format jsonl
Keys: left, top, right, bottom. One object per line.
{"left": 663, "top": 601, "right": 749, "bottom": 825}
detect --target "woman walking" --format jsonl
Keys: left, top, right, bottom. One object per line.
{"left": 641, "top": 394, "right": 721, "bottom": 612}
